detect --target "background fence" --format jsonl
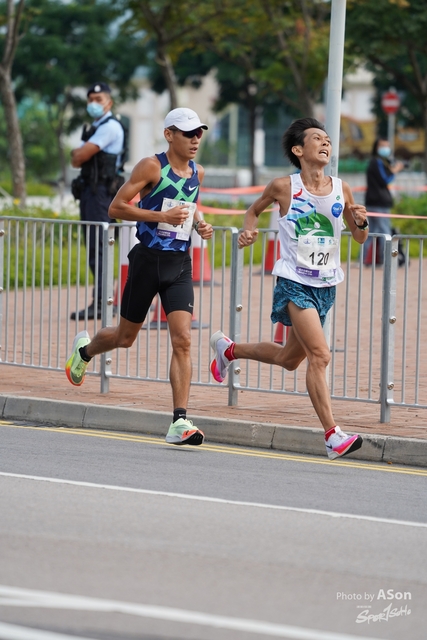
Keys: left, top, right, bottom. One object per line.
{"left": 1, "top": 215, "right": 426, "bottom": 423}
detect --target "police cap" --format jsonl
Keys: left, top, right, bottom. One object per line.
{"left": 87, "top": 82, "right": 112, "bottom": 97}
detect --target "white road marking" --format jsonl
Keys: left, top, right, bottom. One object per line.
{"left": 1, "top": 471, "right": 426, "bottom": 528}
{"left": 0, "top": 586, "right": 380, "bottom": 640}
{"left": 0, "top": 621, "right": 97, "bottom": 640}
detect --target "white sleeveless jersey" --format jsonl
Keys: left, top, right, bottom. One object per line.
{"left": 272, "top": 173, "right": 346, "bottom": 287}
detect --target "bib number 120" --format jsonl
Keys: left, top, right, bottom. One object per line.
{"left": 308, "top": 251, "right": 329, "bottom": 266}
{"left": 296, "top": 236, "right": 338, "bottom": 273}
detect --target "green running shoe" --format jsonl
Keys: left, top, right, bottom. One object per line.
{"left": 65, "top": 330, "right": 91, "bottom": 386}
{"left": 165, "top": 418, "right": 204, "bottom": 446}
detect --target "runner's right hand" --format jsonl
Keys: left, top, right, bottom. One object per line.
{"left": 164, "top": 205, "right": 190, "bottom": 225}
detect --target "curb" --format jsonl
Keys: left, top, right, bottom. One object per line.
{"left": 1, "top": 394, "right": 427, "bottom": 468}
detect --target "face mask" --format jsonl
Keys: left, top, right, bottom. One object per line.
{"left": 87, "top": 102, "right": 105, "bottom": 119}
{"left": 378, "top": 146, "right": 391, "bottom": 158}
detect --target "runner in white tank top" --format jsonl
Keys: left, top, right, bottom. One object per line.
{"left": 272, "top": 172, "right": 346, "bottom": 287}
{"left": 210, "top": 118, "right": 369, "bottom": 461}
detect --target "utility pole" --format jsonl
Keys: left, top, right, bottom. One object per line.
{"left": 323, "top": 0, "right": 347, "bottom": 371}
{"left": 325, "top": 0, "right": 347, "bottom": 178}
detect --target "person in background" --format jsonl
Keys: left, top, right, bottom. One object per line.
{"left": 66, "top": 108, "right": 213, "bottom": 447}
{"left": 70, "top": 82, "right": 125, "bottom": 320}
{"left": 363, "top": 138, "right": 404, "bottom": 266}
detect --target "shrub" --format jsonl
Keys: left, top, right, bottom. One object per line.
{"left": 392, "top": 194, "right": 427, "bottom": 235}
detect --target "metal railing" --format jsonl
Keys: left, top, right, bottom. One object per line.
{"left": 1, "top": 215, "right": 426, "bottom": 422}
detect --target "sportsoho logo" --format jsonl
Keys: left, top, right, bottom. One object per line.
{"left": 336, "top": 589, "right": 412, "bottom": 624}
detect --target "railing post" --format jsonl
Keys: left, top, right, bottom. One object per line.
{"left": 99, "top": 223, "right": 115, "bottom": 394}
{"left": 380, "top": 234, "right": 398, "bottom": 422}
{"left": 228, "top": 228, "right": 243, "bottom": 406}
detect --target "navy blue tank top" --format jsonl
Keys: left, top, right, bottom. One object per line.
{"left": 136, "top": 152, "right": 200, "bottom": 251}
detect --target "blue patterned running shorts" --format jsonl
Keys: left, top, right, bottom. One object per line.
{"left": 270, "top": 277, "right": 336, "bottom": 327}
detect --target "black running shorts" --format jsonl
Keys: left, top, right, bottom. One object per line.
{"left": 120, "top": 243, "right": 194, "bottom": 324}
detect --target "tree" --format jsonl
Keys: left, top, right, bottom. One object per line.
{"left": 12, "top": 0, "right": 144, "bottom": 185}
{"left": 147, "top": 0, "right": 333, "bottom": 183}
{"left": 346, "top": 0, "right": 427, "bottom": 171}
{"left": 0, "top": 97, "right": 60, "bottom": 181}
{"left": 146, "top": 30, "right": 276, "bottom": 183}
{"left": 0, "top": 0, "right": 27, "bottom": 202}
{"left": 123, "top": 0, "right": 229, "bottom": 110}
{"left": 257, "top": 0, "right": 331, "bottom": 117}
{"left": 124, "top": 1, "right": 343, "bottom": 182}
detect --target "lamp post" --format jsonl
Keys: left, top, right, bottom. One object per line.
{"left": 323, "top": 0, "right": 347, "bottom": 369}
{"left": 325, "top": 0, "right": 347, "bottom": 178}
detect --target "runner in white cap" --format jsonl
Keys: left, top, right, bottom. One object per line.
{"left": 66, "top": 108, "right": 213, "bottom": 446}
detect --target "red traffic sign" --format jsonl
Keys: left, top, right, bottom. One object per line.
{"left": 381, "top": 91, "right": 400, "bottom": 115}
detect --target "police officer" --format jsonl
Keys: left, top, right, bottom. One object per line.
{"left": 70, "top": 82, "right": 125, "bottom": 320}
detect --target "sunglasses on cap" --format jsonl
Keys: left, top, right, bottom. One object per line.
{"left": 168, "top": 126, "right": 204, "bottom": 139}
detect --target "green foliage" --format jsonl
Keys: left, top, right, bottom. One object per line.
{"left": 140, "top": 0, "right": 335, "bottom": 118}
{"left": 2, "top": 217, "right": 81, "bottom": 288}
{"left": 392, "top": 194, "right": 427, "bottom": 258}
{"left": 1, "top": 206, "right": 120, "bottom": 287}
{"left": 135, "top": 1, "right": 339, "bottom": 181}
{"left": 202, "top": 199, "right": 245, "bottom": 268}
{"left": 0, "top": 182, "right": 56, "bottom": 197}
{"left": 346, "top": 0, "right": 427, "bottom": 163}
{"left": 392, "top": 194, "right": 427, "bottom": 236}
{"left": 338, "top": 158, "right": 369, "bottom": 173}
{"left": 341, "top": 193, "right": 427, "bottom": 260}
{"left": 3, "top": 230, "right": 88, "bottom": 289}
{"left": 0, "top": 204, "right": 74, "bottom": 218}
{"left": 5, "top": 0, "right": 145, "bottom": 185}
{"left": 0, "top": 100, "right": 63, "bottom": 181}
{"left": 202, "top": 199, "right": 273, "bottom": 266}
{"left": 14, "top": 0, "right": 143, "bottom": 110}
{"left": 341, "top": 236, "right": 364, "bottom": 262}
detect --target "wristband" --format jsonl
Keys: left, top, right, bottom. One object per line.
{"left": 193, "top": 220, "right": 201, "bottom": 232}
{"left": 355, "top": 220, "right": 369, "bottom": 230}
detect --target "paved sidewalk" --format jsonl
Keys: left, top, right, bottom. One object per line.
{"left": 2, "top": 360, "right": 427, "bottom": 467}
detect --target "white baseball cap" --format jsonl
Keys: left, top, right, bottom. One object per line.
{"left": 164, "top": 107, "right": 208, "bottom": 131}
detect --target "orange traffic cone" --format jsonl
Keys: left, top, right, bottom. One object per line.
{"left": 274, "top": 323, "right": 290, "bottom": 344}
{"left": 363, "top": 238, "right": 382, "bottom": 266}
{"left": 149, "top": 296, "right": 169, "bottom": 329}
{"left": 264, "top": 236, "right": 280, "bottom": 273}
{"left": 114, "top": 227, "right": 137, "bottom": 306}
{"left": 148, "top": 296, "right": 207, "bottom": 330}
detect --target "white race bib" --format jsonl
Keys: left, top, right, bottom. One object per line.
{"left": 296, "top": 236, "right": 339, "bottom": 278}
{"left": 156, "top": 198, "right": 196, "bottom": 241}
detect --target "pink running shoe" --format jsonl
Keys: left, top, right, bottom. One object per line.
{"left": 210, "top": 330, "right": 234, "bottom": 383}
{"left": 325, "top": 426, "right": 363, "bottom": 460}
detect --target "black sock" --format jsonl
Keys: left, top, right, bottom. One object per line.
{"left": 79, "top": 346, "right": 92, "bottom": 363}
{"left": 173, "top": 408, "right": 187, "bottom": 423}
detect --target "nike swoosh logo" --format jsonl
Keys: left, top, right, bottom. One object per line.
{"left": 188, "top": 186, "right": 198, "bottom": 191}
{"left": 325, "top": 443, "right": 332, "bottom": 450}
